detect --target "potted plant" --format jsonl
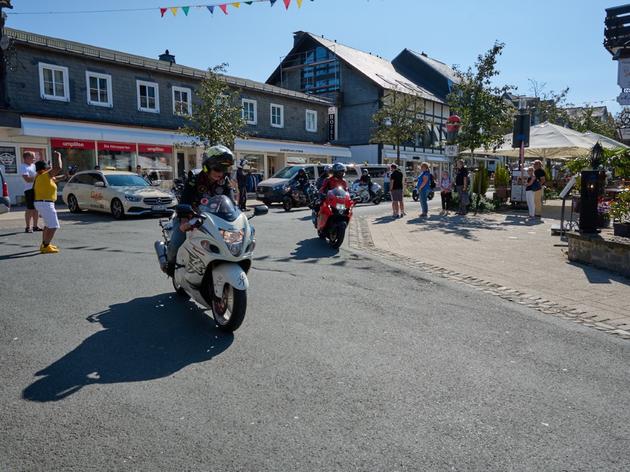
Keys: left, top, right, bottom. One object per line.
{"left": 493, "top": 166, "right": 510, "bottom": 201}
{"left": 610, "top": 190, "right": 630, "bottom": 238}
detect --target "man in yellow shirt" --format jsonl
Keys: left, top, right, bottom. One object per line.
{"left": 33, "top": 151, "right": 63, "bottom": 254}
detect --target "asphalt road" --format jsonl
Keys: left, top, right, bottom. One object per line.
{"left": 1, "top": 201, "right": 629, "bottom": 471}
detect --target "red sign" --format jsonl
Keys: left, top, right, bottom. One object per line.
{"left": 138, "top": 144, "right": 173, "bottom": 154}
{"left": 97, "top": 141, "right": 135, "bottom": 152}
{"left": 50, "top": 138, "right": 96, "bottom": 150}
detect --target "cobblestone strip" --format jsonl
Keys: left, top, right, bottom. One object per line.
{"left": 348, "top": 216, "right": 630, "bottom": 341}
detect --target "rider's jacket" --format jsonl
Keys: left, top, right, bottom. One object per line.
{"left": 320, "top": 177, "right": 348, "bottom": 194}
{"left": 181, "top": 171, "right": 235, "bottom": 206}
{"left": 296, "top": 174, "right": 309, "bottom": 189}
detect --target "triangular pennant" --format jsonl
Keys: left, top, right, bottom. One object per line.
{"left": 160, "top": 7, "right": 168, "bottom": 17}
{"left": 270, "top": 0, "right": 277, "bottom": 6}
{"left": 283, "top": 0, "right": 291, "bottom": 9}
{"left": 170, "top": 7, "right": 178, "bottom": 16}
{"left": 219, "top": 4, "right": 228, "bottom": 14}
{"left": 245, "top": 1, "right": 253, "bottom": 4}
{"left": 232, "top": 2, "right": 241, "bottom": 7}
{"left": 182, "top": 6, "right": 190, "bottom": 15}
{"left": 207, "top": 5, "right": 214, "bottom": 14}
{"left": 296, "top": 0, "right": 303, "bottom": 7}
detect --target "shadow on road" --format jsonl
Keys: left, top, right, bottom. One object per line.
{"left": 22, "top": 294, "right": 233, "bottom": 403}
{"left": 567, "top": 261, "right": 630, "bottom": 286}
{"left": 291, "top": 237, "right": 340, "bottom": 261}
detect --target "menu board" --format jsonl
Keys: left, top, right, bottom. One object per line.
{"left": 0, "top": 146, "right": 17, "bottom": 174}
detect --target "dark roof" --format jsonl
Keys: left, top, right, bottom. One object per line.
{"left": 5, "top": 28, "right": 332, "bottom": 106}
{"left": 403, "top": 49, "right": 459, "bottom": 84}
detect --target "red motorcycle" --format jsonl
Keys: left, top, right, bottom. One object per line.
{"left": 316, "top": 187, "right": 355, "bottom": 249}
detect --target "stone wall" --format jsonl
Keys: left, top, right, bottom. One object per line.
{"left": 567, "top": 232, "right": 630, "bottom": 278}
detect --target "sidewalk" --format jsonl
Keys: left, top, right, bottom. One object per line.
{"left": 351, "top": 199, "right": 630, "bottom": 339}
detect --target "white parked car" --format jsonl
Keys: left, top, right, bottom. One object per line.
{"left": 62, "top": 170, "right": 177, "bottom": 219}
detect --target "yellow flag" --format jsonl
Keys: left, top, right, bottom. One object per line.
{"left": 170, "top": 7, "right": 178, "bottom": 16}
{"left": 233, "top": 2, "right": 241, "bottom": 7}
{"left": 297, "top": 0, "right": 303, "bottom": 7}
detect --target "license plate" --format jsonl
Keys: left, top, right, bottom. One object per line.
{"left": 257, "top": 193, "right": 265, "bottom": 199}
{"left": 152, "top": 205, "right": 167, "bottom": 211}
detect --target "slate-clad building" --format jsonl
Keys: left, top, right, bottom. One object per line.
{"left": 0, "top": 28, "right": 350, "bottom": 203}
{"left": 267, "top": 31, "right": 458, "bottom": 175}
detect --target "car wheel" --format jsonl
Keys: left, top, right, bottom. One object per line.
{"left": 67, "top": 194, "right": 81, "bottom": 213}
{"left": 262, "top": 199, "right": 273, "bottom": 207}
{"left": 111, "top": 198, "right": 125, "bottom": 219}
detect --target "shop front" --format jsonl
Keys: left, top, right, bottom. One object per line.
{"left": 137, "top": 144, "right": 174, "bottom": 190}
{"left": 97, "top": 141, "right": 135, "bottom": 171}
{"left": 383, "top": 149, "right": 452, "bottom": 180}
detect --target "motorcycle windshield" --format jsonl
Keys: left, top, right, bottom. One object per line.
{"left": 328, "top": 187, "right": 348, "bottom": 199}
{"left": 199, "top": 195, "right": 240, "bottom": 222}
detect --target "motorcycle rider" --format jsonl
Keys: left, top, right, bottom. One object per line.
{"left": 164, "top": 145, "right": 236, "bottom": 275}
{"left": 236, "top": 158, "right": 249, "bottom": 211}
{"left": 359, "top": 168, "right": 375, "bottom": 200}
{"left": 315, "top": 165, "right": 332, "bottom": 190}
{"left": 295, "top": 168, "right": 310, "bottom": 194}
{"left": 320, "top": 162, "right": 348, "bottom": 193}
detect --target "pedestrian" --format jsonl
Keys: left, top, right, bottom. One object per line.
{"left": 525, "top": 166, "right": 539, "bottom": 219}
{"left": 533, "top": 159, "right": 546, "bottom": 218}
{"left": 389, "top": 163, "right": 405, "bottom": 218}
{"left": 416, "top": 162, "right": 431, "bottom": 218}
{"left": 33, "top": 151, "right": 63, "bottom": 254}
{"left": 439, "top": 170, "right": 452, "bottom": 216}
{"left": 20, "top": 151, "right": 41, "bottom": 233}
{"left": 455, "top": 159, "right": 470, "bottom": 215}
{"left": 236, "top": 159, "right": 248, "bottom": 211}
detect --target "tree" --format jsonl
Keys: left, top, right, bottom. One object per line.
{"left": 569, "top": 106, "right": 618, "bottom": 140}
{"left": 181, "top": 64, "right": 245, "bottom": 149}
{"left": 447, "top": 42, "right": 514, "bottom": 157}
{"left": 527, "top": 79, "right": 570, "bottom": 124}
{"left": 370, "top": 91, "right": 427, "bottom": 164}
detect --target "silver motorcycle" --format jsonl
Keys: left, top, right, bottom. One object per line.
{"left": 155, "top": 196, "right": 268, "bottom": 332}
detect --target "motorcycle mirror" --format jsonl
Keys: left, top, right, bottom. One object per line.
{"left": 253, "top": 205, "right": 269, "bottom": 216}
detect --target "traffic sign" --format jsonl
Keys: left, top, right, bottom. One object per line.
{"left": 445, "top": 145, "right": 459, "bottom": 157}
{"left": 617, "top": 92, "right": 630, "bottom": 105}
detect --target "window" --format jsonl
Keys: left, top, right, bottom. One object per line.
{"left": 300, "top": 47, "right": 340, "bottom": 94}
{"left": 137, "top": 80, "right": 159, "bottom": 113}
{"left": 172, "top": 86, "right": 192, "bottom": 115}
{"left": 242, "top": 99, "right": 257, "bottom": 125}
{"left": 38, "top": 63, "right": 69, "bottom": 101}
{"left": 86, "top": 71, "right": 112, "bottom": 107}
{"left": 271, "top": 104, "right": 284, "bottom": 128}
{"left": 306, "top": 109, "right": 317, "bottom": 132}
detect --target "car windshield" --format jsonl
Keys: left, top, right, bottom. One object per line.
{"left": 272, "top": 166, "right": 301, "bottom": 179}
{"left": 199, "top": 195, "right": 240, "bottom": 222}
{"left": 105, "top": 175, "right": 150, "bottom": 187}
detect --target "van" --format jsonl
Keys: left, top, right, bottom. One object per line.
{"left": 256, "top": 164, "right": 326, "bottom": 204}
{"left": 346, "top": 164, "right": 390, "bottom": 187}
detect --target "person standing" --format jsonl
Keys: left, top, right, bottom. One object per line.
{"left": 416, "top": 162, "right": 431, "bottom": 218}
{"left": 236, "top": 159, "right": 248, "bottom": 211}
{"left": 389, "top": 164, "right": 404, "bottom": 218}
{"left": 20, "top": 151, "right": 41, "bottom": 233}
{"left": 525, "top": 167, "right": 538, "bottom": 219}
{"left": 33, "top": 151, "right": 63, "bottom": 254}
{"left": 455, "top": 159, "right": 469, "bottom": 215}
{"left": 439, "top": 170, "right": 452, "bottom": 216}
{"left": 533, "top": 160, "right": 546, "bottom": 218}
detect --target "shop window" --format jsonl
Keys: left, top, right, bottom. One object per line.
{"left": 271, "top": 104, "right": 284, "bottom": 128}
{"left": 38, "top": 63, "right": 69, "bottom": 102}
{"left": 86, "top": 71, "right": 112, "bottom": 107}
{"left": 242, "top": 99, "right": 257, "bottom": 125}
{"left": 306, "top": 110, "right": 317, "bottom": 132}
{"left": 137, "top": 80, "right": 159, "bottom": 113}
{"left": 138, "top": 146, "right": 173, "bottom": 191}
{"left": 173, "top": 86, "right": 192, "bottom": 115}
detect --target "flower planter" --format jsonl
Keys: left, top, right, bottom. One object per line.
{"left": 613, "top": 222, "right": 630, "bottom": 238}
{"left": 596, "top": 214, "right": 611, "bottom": 228}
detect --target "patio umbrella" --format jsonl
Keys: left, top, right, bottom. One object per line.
{"left": 583, "top": 131, "right": 629, "bottom": 150}
{"left": 472, "top": 122, "right": 623, "bottom": 160}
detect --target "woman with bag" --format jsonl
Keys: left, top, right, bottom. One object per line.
{"left": 525, "top": 166, "right": 539, "bottom": 219}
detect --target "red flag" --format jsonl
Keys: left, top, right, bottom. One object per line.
{"left": 219, "top": 4, "right": 228, "bottom": 14}
{"left": 283, "top": 0, "right": 291, "bottom": 9}
{"left": 160, "top": 7, "right": 167, "bottom": 17}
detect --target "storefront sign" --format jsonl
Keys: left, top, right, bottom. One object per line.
{"left": 139, "top": 144, "right": 173, "bottom": 154}
{"left": 279, "top": 148, "right": 304, "bottom": 153}
{"left": 51, "top": 138, "right": 96, "bottom": 150}
{"left": 618, "top": 59, "right": 630, "bottom": 88}
{"left": 328, "top": 113, "right": 336, "bottom": 141}
{"left": 97, "top": 141, "right": 135, "bottom": 152}
{"left": 0, "top": 146, "right": 17, "bottom": 173}
{"left": 445, "top": 144, "right": 459, "bottom": 157}
{"left": 618, "top": 92, "right": 630, "bottom": 106}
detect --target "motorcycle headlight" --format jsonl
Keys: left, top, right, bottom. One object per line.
{"left": 220, "top": 229, "right": 244, "bottom": 256}
{"left": 124, "top": 194, "right": 141, "bottom": 202}
{"left": 336, "top": 203, "right": 347, "bottom": 211}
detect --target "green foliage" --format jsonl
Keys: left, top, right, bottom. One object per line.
{"left": 569, "top": 107, "right": 618, "bottom": 140}
{"left": 527, "top": 80, "right": 570, "bottom": 125}
{"left": 565, "top": 147, "right": 630, "bottom": 179}
{"left": 610, "top": 190, "right": 630, "bottom": 223}
{"left": 181, "top": 64, "right": 245, "bottom": 149}
{"left": 371, "top": 91, "right": 427, "bottom": 162}
{"left": 447, "top": 42, "right": 515, "bottom": 155}
{"left": 472, "top": 163, "right": 489, "bottom": 196}
{"left": 494, "top": 165, "right": 510, "bottom": 187}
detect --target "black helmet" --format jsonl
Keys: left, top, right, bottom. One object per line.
{"left": 202, "top": 145, "right": 234, "bottom": 173}
{"left": 332, "top": 162, "right": 346, "bottom": 178}
{"left": 323, "top": 165, "right": 332, "bottom": 173}
{"left": 297, "top": 168, "right": 306, "bottom": 175}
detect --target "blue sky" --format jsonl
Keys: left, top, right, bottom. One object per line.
{"left": 6, "top": 0, "right": 621, "bottom": 113}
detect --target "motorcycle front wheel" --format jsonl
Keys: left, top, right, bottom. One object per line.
{"left": 211, "top": 283, "right": 247, "bottom": 332}
{"left": 282, "top": 196, "right": 293, "bottom": 212}
{"left": 329, "top": 222, "right": 347, "bottom": 249}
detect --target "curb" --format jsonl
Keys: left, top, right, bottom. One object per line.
{"left": 348, "top": 215, "right": 630, "bottom": 341}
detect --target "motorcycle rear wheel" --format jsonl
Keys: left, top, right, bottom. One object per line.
{"left": 282, "top": 197, "right": 293, "bottom": 212}
{"left": 329, "top": 222, "right": 347, "bottom": 249}
{"left": 211, "top": 284, "right": 247, "bottom": 332}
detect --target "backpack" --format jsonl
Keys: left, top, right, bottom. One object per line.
{"left": 429, "top": 173, "right": 436, "bottom": 189}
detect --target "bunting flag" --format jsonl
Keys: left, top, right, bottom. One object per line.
{"left": 158, "top": 0, "right": 314, "bottom": 18}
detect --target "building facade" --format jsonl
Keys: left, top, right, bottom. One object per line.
{"left": 267, "top": 31, "right": 455, "bottom": 177}
{"left": 0, "top": 28, "right": 350, "bottom": 203}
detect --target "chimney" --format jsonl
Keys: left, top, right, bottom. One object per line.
{"left": 292, "top": 31, "right": 306, "bottom": 47}
{"left": 421, "top": 51, "right": 428, "bottom": 57}
{"left": 159, "top": 49, "right": 176, "bottom": 64}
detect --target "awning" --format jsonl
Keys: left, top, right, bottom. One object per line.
{"left": 21, "top": 117, "right": 186, "bottom": 146}
{"left": 383, "top": 150, "right": 450, "bottom": 163}
{"left": 235, "top": 137, "right": 352, "bottom": 158}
